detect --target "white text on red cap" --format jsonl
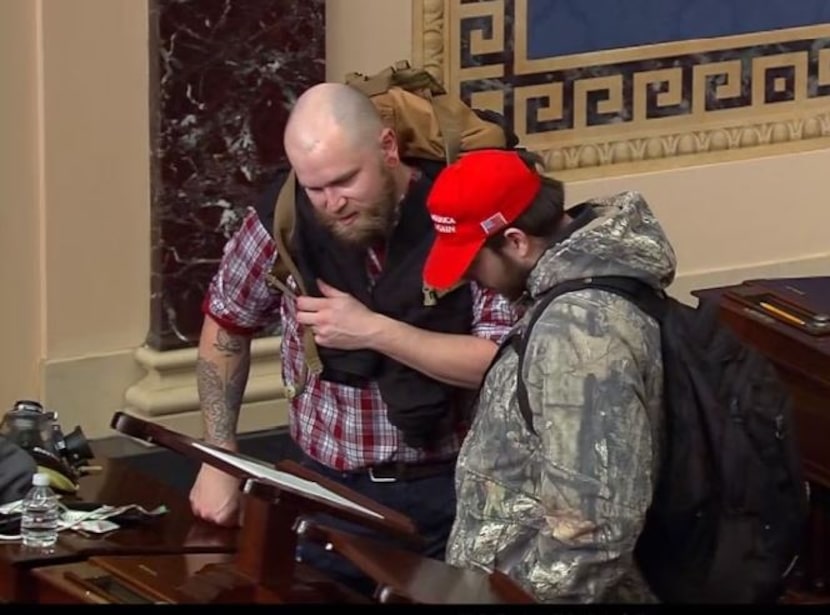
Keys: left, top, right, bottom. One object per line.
{"left": 431, "top": 214, "right": 457, "bottom": 234}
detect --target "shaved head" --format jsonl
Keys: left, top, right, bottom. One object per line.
{"left": 282, "top": 82, "right": 408, "bottom": 248}
{"left": 284, "top": 82, "right": 384, "bottom": 156}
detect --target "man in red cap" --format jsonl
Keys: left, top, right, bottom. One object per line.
{"left": 424, "top": 149, "right": 677, "bottom": 602}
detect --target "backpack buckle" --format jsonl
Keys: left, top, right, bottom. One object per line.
{"left": 774, "top": 414, "right": 785, "bottom": 439}
{"left": 368, "top": 467, "right": 397, "bottom": 483}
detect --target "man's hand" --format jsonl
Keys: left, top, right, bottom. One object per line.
{"left": 189, "top": 463, "right": 242, "bottom": 527}
{"left": 295, "top": 279, "right": 380, "bottom": 350}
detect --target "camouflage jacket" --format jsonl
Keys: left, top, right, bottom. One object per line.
{"left": 445, "top": 191, "right": 677, "bottom": 603}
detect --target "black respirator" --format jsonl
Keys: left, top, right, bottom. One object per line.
{"left": 0, "top": 400, "right": 95, "bottom": 493}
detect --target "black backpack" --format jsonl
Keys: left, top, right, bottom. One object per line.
{"left": 509, "top": 275, "right": 809, "bottom": 604}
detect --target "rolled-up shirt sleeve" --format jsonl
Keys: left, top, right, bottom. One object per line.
{"left": 201, "top": 207, "right": 283, "bottom": 335}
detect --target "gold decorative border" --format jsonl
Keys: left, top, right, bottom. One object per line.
{"left": 412, "top": 0, "right": 830, "bottom": 179}
{"left": 412, "top": 0, "right": 450, "bottom": 87}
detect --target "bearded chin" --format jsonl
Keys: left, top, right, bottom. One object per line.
{"left": 322, "top": 207, "right": 389, "bottom": 247}
{"left": 323, "top": 177, "right": 398, "bottom": 247}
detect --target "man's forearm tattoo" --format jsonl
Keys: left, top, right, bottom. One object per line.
{"left": 214, "top": 329, "right": 243, "bottom": 356}
{"left": 225, "top": 355, "right": 249, "bottom": 419}
{"left": 197, "top": 358, "right": 234, "bottom": 444}
{"left": 196, "top": 354, "right": 250, "bottom": 445}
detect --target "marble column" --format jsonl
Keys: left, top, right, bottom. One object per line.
{"left": 148, "top": 0, "right": 325, "bottom": 350}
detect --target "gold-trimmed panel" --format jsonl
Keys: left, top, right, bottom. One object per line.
{"left": 413, "top": 0, "right": 830, "bottom": 178}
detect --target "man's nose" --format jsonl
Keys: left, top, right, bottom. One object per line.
{"left": 324, "top": 188, "right": 347, "bottom": 213}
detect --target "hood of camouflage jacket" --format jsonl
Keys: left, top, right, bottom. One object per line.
{"left": 527, "top": 190, "right": 677, "bottom": 299}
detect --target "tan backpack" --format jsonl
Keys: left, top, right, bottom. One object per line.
{"left": 266, "top": 60, "right": 509, "bottom": 387}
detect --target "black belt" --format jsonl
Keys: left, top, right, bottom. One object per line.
{"left": 362, "top": 459, "right": 456, "bottom": 483}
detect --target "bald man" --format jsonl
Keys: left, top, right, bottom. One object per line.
{"left": 189, "top": 82, "right": 518, "bottom": 596}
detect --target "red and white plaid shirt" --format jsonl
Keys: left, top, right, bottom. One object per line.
{"left": 203, "top": 208, "right": 518, "bottom": 471}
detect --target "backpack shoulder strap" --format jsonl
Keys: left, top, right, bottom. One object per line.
{"left": 581, "top": 275, "right": 669, "bottom": 322}
{"left": 268, "top": 170, "right": 306, "bottom": 294}
{"left": 515, "top": 276, "right": 667, "bottom": 435}
{"left": 266, "top": 170, "right": 323, "bottom": 386}
{"left": 430, "top": 95, "right": 463, "bottom": 164}
{"left": 515, "top": 279, "right": 602, "bottom": 435}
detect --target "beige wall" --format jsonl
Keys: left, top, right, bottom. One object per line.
{"left": 0, "top": 0, "right": 41, "bottom": 403}
{"left": 326, "top": 0, "right": 413, "bottom": 80}
{"left": 567, "top": 148, "right": 830, "bottom": 301}
{"left": 1, "top": 0, "right": 150, "bottom": 437}
{"left": 1, "top": 0, "right": 828, "bottom": 439}
{"left": 41, "top": 0, "right": 150, "bottom": 359}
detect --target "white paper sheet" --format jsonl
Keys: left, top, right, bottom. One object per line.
{"left": 191, "top": 442, "right": 383, "bottom": 520}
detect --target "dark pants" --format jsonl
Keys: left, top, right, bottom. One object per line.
{"left": 294, "top": 454, "right": 457, "bottom": 598}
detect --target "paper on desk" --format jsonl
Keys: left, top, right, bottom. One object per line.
{"left": 0, "top": 500, "right": 168, "bottom": 539}
{"left": 191, "top": 443, "right": 383, "bottom": 521}
{"left": 60, "top": 503, "right": 168, "bottom": 534}
{"left": 0, "top": 499, "right": 26, "bottom": 516}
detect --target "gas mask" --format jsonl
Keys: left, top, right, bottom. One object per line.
{"left": 0, "top": 400, "right": 95, "bottom": 494}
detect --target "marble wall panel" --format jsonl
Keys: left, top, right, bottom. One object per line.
{"left": 148, "top": 0, "right": 325, "bottom": 350}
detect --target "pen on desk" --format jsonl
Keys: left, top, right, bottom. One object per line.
{"left": 758, "top": 301, "right": 806, "bottom": 326}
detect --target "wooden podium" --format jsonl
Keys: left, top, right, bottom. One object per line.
{"left": 19, "top": 411, "right": 535, "bottom": 605}
{"left": 693, "top": 276, "right": 830, "bottom": 603}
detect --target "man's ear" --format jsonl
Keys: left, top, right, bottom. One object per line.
{"left": 502, "top": 227, "right": 532, "bottom": 258}
{"left": 379, "top": 127, "right": 400, "bottom": 165}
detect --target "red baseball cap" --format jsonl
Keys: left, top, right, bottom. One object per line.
{"left": 423, "top": 149, "right": 541, "bottom": 290}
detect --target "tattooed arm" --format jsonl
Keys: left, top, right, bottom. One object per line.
{"left": 196, "top": 315, "right": 252, "bottom": 448}
{"left": 189, "top": 315, "right": 253, "bottom": 527}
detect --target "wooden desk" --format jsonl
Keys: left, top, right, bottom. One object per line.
{"left": 299, "top": 522, "right": 535, "bottom": 604}
{"left": 693, "top": 283, "right": 830, "bottom": 601}
{"left": 29, "top": 553, "right": 370, "bottom": 604}
{"left": 4, "top": 444, "right": 536, "bottom": 605}
{"left": 2, "top": 455, "right": 369, "bottom": 604}
{"left": 0, "top": 456, "right": 236, "bottom": 603}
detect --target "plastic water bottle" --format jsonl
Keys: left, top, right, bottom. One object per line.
{"left": 21, "top": 472, "right": 60, "bottom": 548}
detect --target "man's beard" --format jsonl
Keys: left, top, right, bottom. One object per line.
{"left": 318, "top": 167, "right": 398, "bottom": 247}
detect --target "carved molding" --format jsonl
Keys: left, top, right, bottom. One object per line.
{"left": 124, "top": 336, "right": 288, "bottom": 438}
{"left": 543, "top": 110, "right": 830, "bottom": 180}
{"left": 412, "top": 0, "right": 448, "bottom": 86}
{"left": 411, "top": 0, "right": 830, "bottom": 179}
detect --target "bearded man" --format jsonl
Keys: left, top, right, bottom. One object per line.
{"left": 188, "top": 82, "right": 517, "bottom": 596}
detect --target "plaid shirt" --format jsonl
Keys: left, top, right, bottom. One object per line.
{"left": 203, "top": 207, "right": 517, "bottom": 471}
